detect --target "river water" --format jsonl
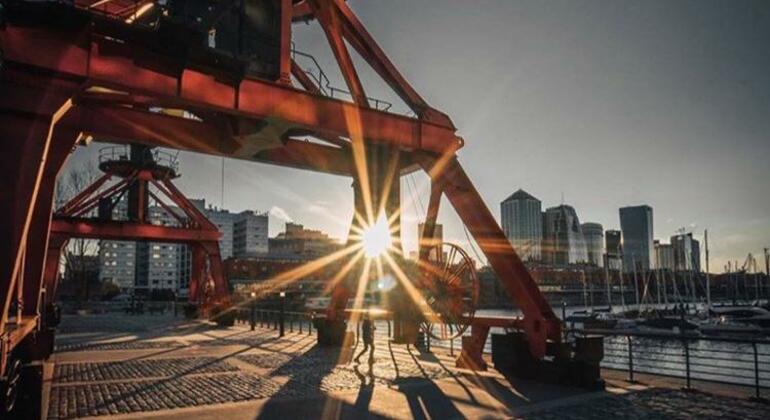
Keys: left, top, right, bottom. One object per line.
{"left": 403, "top": 307, "right": 770, "bottom": 389}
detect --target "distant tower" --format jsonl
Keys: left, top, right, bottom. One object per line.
{"left": 604, "top": 230, "right": 623, "bottom": 270}
{"left": 500, "top": 189, "right": 542, "bottom": 261}
{"left": 581, "top": 222, "right": 604, "bottom": 267}
{"left": 543, "top": 205, "right": 586, "bottom": 265}
{"left": 619, "top": 205, "right": 654, "bottom": 272}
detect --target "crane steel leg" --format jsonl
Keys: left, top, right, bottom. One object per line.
{"left": 418, "top": 154, "right": 561, "bottom": 360}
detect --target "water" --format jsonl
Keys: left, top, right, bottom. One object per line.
{"left": 409, "top": 308, "right": 770, "bottom": 389}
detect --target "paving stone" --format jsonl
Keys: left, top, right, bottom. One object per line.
{"left": 55, "top": 340, "right": 184, "bottom": 352}
{"left": 54, "top": 357, "right": 238, "bottom": 383}
{"left": 48, "top": 373, "right": 290, "bottom": 419}
{"left": 522, "top": 388, "right": 770, "bottom": 420}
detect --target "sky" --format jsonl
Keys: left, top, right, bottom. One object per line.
{"left": 64, "top": 0, "right": 770, "bottom": 273}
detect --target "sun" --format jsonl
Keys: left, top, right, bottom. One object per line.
{"left": 361, "top": 214, "right": 392, "bottom": 258}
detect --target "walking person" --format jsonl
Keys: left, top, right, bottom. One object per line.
{"left": 355, "top": 316, "right": 376, "bottom": 364}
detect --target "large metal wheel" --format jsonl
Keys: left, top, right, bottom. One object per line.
{"left": 0, "top": 357, "right": 22, "bottom": 415}
{"left": 418, "top": 242, "right": 479, "bottom": 341}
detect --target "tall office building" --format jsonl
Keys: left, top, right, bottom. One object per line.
{"left": 605, "top": 229, "right": 622, "bottom": 270}
{"left": 691, "top": 238, "right": 701, "bottom": 272}
{"left": 500, "top": 189, "right": 542, "bottom": 261}
{"left": 581, "top": 222, "right": 604, "bottom": 267}
{"left": 233, "top": 210, "right": 269, "bottom": 257}
{"left": 543, "top": 205, "right": 587, "bottom": 265}
{"left": 619, "top": 205, "right": 654, "bottom": 272}
{"left": 654, "top": 240, "right": 675, "bottom": 270}
{"left": 671, "top": 233, "right": 701, "bottom": 272}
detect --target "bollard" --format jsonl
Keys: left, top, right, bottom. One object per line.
{"left": 627, "top": 335, "right": 634, "bottom": 383}
{"left": 450, "top": 335, "right": 454, "bottom": 357}
{"left": 753, "top": 342, "right": 761, "bottom": 400}
{"left": 683, "top": 338, "right": 691, "bottom": 390}
{"left": 250, "top": 302, "right": 255, "bottom": 331}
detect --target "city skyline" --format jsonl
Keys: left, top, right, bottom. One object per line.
{"left": 61, "top": 0, "right": 769, "bottom": 273}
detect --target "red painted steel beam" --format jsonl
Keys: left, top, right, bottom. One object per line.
{"left": 59, "top": 102, "right": 358, "bottom": 176}
{"left": 22, "top": 130, "right": 80, "bottom": 318}
{"left": 0, "top": 103, "right": 77, "bottom": 340}
{"left": 50, "top": 217, "right": 222, "bottom": 243}
{"left": 309, "top": 0, "right": 369, "bottom": 107}
{"left": 333, "top": 0, "right": 451, "bottom": 127}
{"left": 418, "top": 154, "right": 561, "bottom": 359}
{"left": 0, "top": 24, "right": 462, "bottom": 155}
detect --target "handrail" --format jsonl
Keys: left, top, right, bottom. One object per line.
{"left": 572, "top": 327, "right": 770, "bottom": 345}
{"left": 290, "top": 48, "right": 393, "bottom": 112}
{"left": 99, "top": 145, "right": 180, "bottom": 174}
{"left": 571, "top": 327, "right": 768, "bottom": 399}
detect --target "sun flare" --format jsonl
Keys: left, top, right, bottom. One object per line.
{"left": 361, "top": 214, "right": 392, "bottom": 258}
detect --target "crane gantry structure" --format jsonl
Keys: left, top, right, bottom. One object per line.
{"left": 0, "top": 1, "right": 603, "bottom": 414}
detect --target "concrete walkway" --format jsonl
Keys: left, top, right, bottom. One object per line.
{"left": 44, "top": 314, "right": 769, "bottom": 419}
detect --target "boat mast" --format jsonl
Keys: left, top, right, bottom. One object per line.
{"left": 705, "top": 229, "right": 710, "bottom": 307}
{"left": 604, "top": 253, "right": 612, "bottom": 310}
{"left": 765, "top": 248, "right": 769, "bottom": 303}
{"left": 632, "top": 255, "right": 640, "bottom": 309}
{"left": 619, "top": 251, "right": 626, "bottom": 309}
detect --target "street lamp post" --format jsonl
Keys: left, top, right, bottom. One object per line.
{"left": 250, "top": 291, "right": 256, "bottom": 331}
{"left": 279, "top": 291, "right": 286, "bottom": 337}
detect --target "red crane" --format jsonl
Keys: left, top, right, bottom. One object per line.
{"left": 0, "top": 1, "right": 601, "bottom": 414}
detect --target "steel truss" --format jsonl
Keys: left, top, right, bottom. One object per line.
{"left": 0, "top": 0, "right": 561, "bottom": 388}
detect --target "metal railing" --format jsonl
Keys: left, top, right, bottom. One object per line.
{"left": 99, "top": 145, "right": 180, "bottom": 173}
{"left": 224, "top": 306, "right": 770, "bottom": 399}
{"left": 290, "top": 48, "right": 393, "bottom": 112}
{"left": 572, "top": 328, "right": 770, "bottom": 400}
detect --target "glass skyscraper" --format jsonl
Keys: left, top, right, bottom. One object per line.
{"left": 500, "top": 189, "right": 542, "bottom": 261}
{"left": 619, "top": 205, "right": 654, "bottom": 272}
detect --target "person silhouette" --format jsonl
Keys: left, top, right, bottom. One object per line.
{"left": 355, "top": 317, "right": 376, "bottom": 365}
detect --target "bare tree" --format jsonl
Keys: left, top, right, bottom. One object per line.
{"left": 56, "top": 160, "right": 100, "bottom": 304}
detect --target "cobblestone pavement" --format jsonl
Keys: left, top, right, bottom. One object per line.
{"left": 523, "top": 388, "right": 769, "bottom": 420}
{"left": 48, "top": 373, "right": 289, "bottom": 419}
{"left": 48, "top": 314, "right": 770, "bottom": 419}
{"left": 55, "top": 340, "right": 185, "bottom": 352}
{"left": 54, "top": 357, "right": 239, "bottom": 383}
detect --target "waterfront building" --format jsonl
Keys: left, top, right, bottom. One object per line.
{"left": 98, "top": 241, "right": 136, "bottom": 292}
{"left": 543, "top": 205, "right": 587, "bottom": 266}
{"left": 619, "top": 205, "right": 654, "bottom": 272}
{"left": 581, "top": 222, "right": 604, "bottom": 267}
{"left": 692, "top": 238, "right": 701, "bottom": 272}
{"left": 145, "top": 206, "right": 185, "bottom": 291}
{"left": 99, "top": 199, "right": 136, "bottom": 291}
{"left": 605, "top": 229, "right": 622, "bottom": 270}
{"left": 671, "top": 232, "right": 701, "bottom": 272}
{"left": 268, "top": 222, "right": 341, "bottom": 258}
{"left": 233, "top": 210, "right": 269, "bottom": 257}
{"left": 654, "top": 240, "right": 675, "bottom": 271}
{"left": 500, "top": 190, "right": 542, "bottom": 261}
{"left": 192, "top": 199, "right": 237, "bottom": 259}
{"left": 99, "top": 202, "right": 189, "bottom": 293}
